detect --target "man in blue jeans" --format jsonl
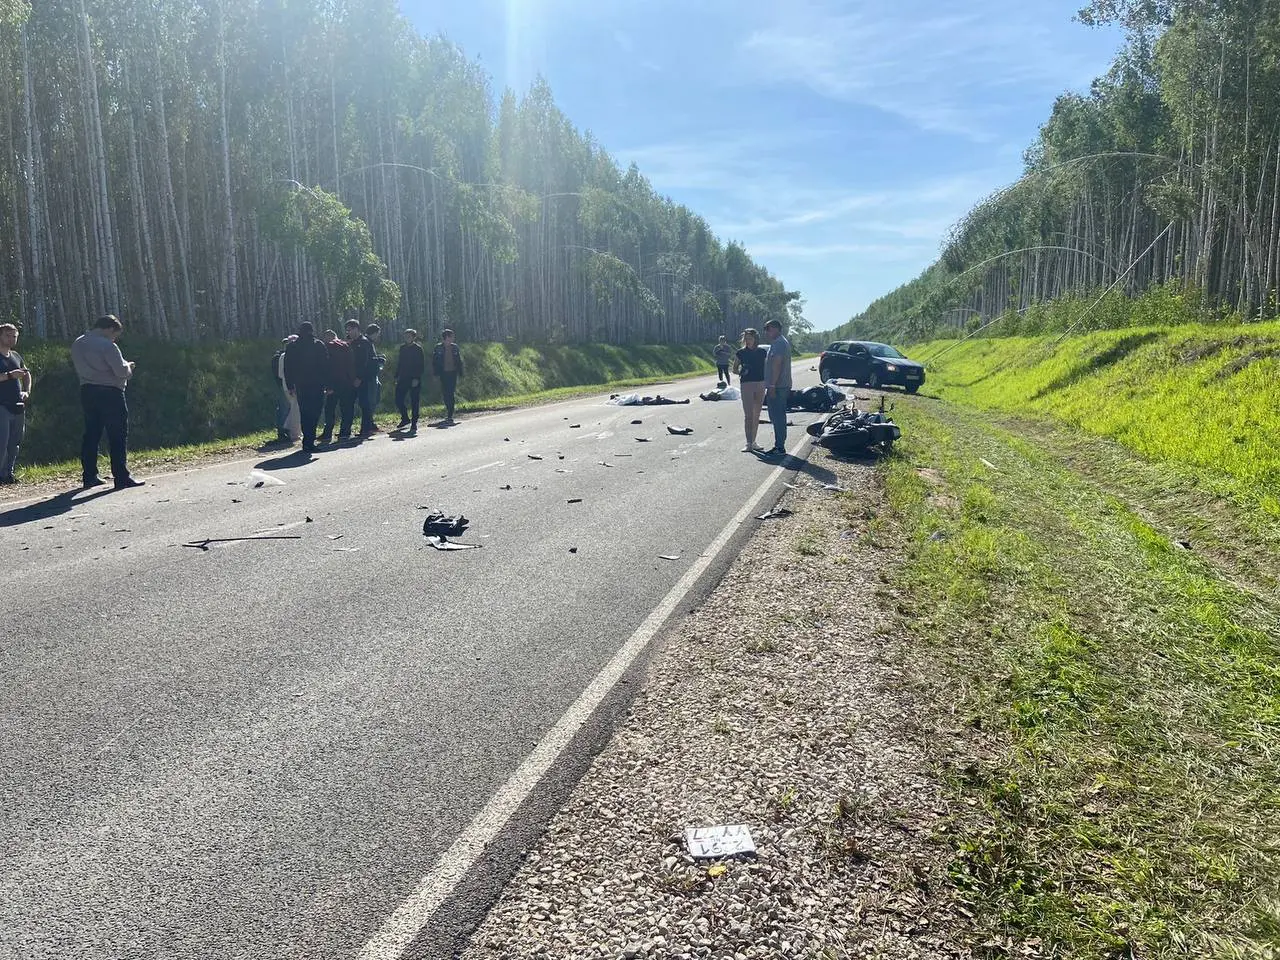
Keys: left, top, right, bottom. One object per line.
{"left": 761, "top": 319, "right": 792, "bottom": 458}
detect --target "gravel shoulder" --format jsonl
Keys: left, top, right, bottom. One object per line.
{"left": 461, "top": 444, "right": 971, "bottom": 959}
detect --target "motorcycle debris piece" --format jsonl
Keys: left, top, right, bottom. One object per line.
{"left": 569, "top": 424, "right": 582, "bottom": 429}
{"left": 427, "top": 536, "right": 482, "bottom": 551}
{"left": 659, "top": 554, "right": 680, "bottom": 561}
{"left": 630, "top": 419, "right": 643, "bottom": 425}
{"left": 635, "top": 437, "right": 652, "bottom": 443}
{"left": 667, "top": 425, "right": 693, "bottom": 435}
{"left": 528, "top": 454, "right": 543, "bottom": 460}
{"left": 755, "top": 508, "right": 794, "bottom": 521}
{"left": 567, "top": 498, "right": 583, "bottom": 504}
{"left": 422, "top": 512, "right": 470, "bottom": 537}
{"left": 499, "top": 484, "right": 512, "bottom": 490}
{"left": 182, "top": 535, "right": 302, "bottom": 551}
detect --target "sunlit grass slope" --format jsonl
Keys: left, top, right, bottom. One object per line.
{"left": 911, "top": 321, "right": 1280, "bottom": 518}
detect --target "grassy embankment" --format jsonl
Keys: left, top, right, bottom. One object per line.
{"left": 9, "top": 340, "right": 717, "bottom": 484}
{"left": 858, "top": 320, "right": 1280, "bottom": 956}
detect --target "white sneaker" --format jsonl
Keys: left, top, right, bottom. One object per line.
{"left": 742, "top": 445, "right": 754, "bottom": 452}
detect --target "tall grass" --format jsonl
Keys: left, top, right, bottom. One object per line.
{"left": 911, "top": 320, "right": 1280, "bottom": 519}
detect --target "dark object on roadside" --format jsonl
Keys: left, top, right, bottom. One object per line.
{"left": 183, "top": 535, "right": 302, "bottom": 551}
{"left": 569, "top": 423, "right": 582, "bottom": 429}
{"left": 807, "top": 397, "right": 901, "bottom": 455}
{"left": 787, "top": 383, "right": 845, "bottom": 413}
{"left": 667, "top": 425, "right": 693, "bottom": 435}
{"left": 569, "top": 547, "right": 578, "bottom": 554}
{"left": 755, "top": 508, "right": 793, "bottom": 521}
{"left": 567, "top": 498, "right": 583, "bottom": 504}
{"left": 422, "top": 512, "right": 470, "bottom": 537}
{"left": 818, "top": 340, "right": 925, "bottom": 393}
{"left": 635, "top": 437, "right": 652, "bottom": 443}
{"left": 499, "top": 484, "right": 512, "bottom": 490}
{"left": 630, "top": 419, "right": 643, "bottom": 425}
{"left": 528, "top": 454, "right": 543, "bottom": 460}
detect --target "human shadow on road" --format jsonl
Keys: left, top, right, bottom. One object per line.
{"left": 254, "top": 449, "right": 317, "bottom": 471}
{"left": 759, "top": 452, "right": 839, "bottom": 486}
{"left": 0, "top": 487, "right": 116, "bottom": 528}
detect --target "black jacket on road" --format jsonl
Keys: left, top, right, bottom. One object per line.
{"left": 284, "top": 334, "right": 330, "bottom": 391}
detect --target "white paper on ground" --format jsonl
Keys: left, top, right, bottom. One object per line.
{"left": 684, "top": 824, "right": 757, "bottom": 859}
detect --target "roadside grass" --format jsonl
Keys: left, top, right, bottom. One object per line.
{"left": 9, "top": 367, "right": 716, "bottom": 488}
{"left": 909, "top": 321, "right": 1280, "bottom": 522}
{"left": 876, "top": 398, "right": 1280, "bottom": 958}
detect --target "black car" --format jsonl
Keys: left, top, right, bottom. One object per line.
{"left": 818, "top": 340, "right": 926, "bottom": 393}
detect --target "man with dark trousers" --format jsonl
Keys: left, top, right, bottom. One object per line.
{"left": 283, "top": 321, "right": 330, "bottom": 454}
{"left": 320, "top": 327, "right": 355, "bottom": 442}
{"left": 348, "top": 319, "right": 382, "bottom": 436}
{"left": 431, "top": 328, "right": 464, "bottom": 425}
{"left": 395, "top": 328, "right": 426, "bottom": 433}
{"left": 70, "top": 314, "right": 143, "bottom": 490}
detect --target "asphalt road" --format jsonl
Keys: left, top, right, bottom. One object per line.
{"left": 0, "top": 363, "right": 836, "bottom": 960}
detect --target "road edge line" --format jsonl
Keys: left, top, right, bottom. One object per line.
{"left": 357, "top": 432, "right": 811, "bottom": 959}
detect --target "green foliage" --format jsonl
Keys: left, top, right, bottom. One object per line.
{"left": 0, "top": 0, "right": 30, "bottom": 29}
{"left": 911, "top": 318, "right": 1280, "bottom": 519}
{"left": 825, "top": 0, "right": 1280, "bottom": 347}
{"left": 880, "top": 397, "right": 1280, "bottom": 956}
{"left": 261, "top": 185, "right": 401, "bottom": 319}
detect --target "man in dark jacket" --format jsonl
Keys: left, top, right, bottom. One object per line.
{"left": 395, "top": 328, "right": 426, "bottom": 433}
{"left": 431, "top": 328, "right": 464, "bottom": 424}
{"left": 346, "top": 319, "right": 376, "bottom": 436}
{"left": 320, "top": 328, "right": 355, "bottom": 442}
{"left": 284, "top": 321, "right": 330, "bottom": 454}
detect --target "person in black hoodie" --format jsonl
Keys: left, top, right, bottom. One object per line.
{"left": 395, "top": 328, "right": 426, "bottom": 432}
{"left": 284, "top": 321, "right": 330, "bottom": 454}
{"left": 431, "top": 328, "right": 464, "bottom": 424}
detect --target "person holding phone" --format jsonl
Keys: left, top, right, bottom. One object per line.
{"left": 0, "top": 323, "right": 31, "bottom": 485}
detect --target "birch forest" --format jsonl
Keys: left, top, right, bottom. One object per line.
{"left": 0, "top": 0, "right": 800, "bottom": 343}
{"left": 837, "top": 0, "right": 1280, "bottom": 342}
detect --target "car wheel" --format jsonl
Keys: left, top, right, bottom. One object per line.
{"left": 906, "top": 384, "right": 919, "bottom": 394}
{"left": 869, "top": 370, "right": 881, "bottom": 389}
{"left": 819, "top": 366, "right": 831, "bottom": 383}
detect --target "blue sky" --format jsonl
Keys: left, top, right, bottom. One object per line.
{"left": 402, "top": 0, "right": 1124, "bottom": 332}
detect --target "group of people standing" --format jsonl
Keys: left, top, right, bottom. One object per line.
{"left": 274, "top": 320, "right": 465, "bottom": 454}
{"left": 715, "top": 320, "right": 792, "bottom": 457}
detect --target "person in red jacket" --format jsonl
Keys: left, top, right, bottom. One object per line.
{"left": 320, "top": 328, "right": 356, "bottom": 442}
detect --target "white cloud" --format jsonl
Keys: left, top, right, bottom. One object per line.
{"left": 735, "top": 0, "right": 1117, "bottom": 140}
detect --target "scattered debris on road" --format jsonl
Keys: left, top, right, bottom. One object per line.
{"left": 659, "top": 554, "right": 680, "bottom": 561}
{"left": 422, "top": 512, "right": 470, "bottom": 537}
{"left": 567, "top": 498, "right": 583, "bottom": 504}
{"left": 182, "top": 535, "right": 302, "bottom": 551}
{"left": 755, "top": 507, "right": 794, "bottom": 521}
{"left": 528, "top": 454, "right": 543, "bottom": 460}
{"left": 666, "top": 425, "right": 693, "bottom": 435}
{"left": 426, "top": 537, "right": 482, "bottom": 551}
{"left": 248, "top": 469, "right": 284, "bottom": 487}
{"left": 635, "top": 437, "right": 652, "bottom": 443}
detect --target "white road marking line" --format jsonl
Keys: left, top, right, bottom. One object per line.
{"left": 357, "top": 432, "right": 811, "bottom": 960}
{"left": 461, "top": 460, "right": 506, "bottom": 475}
{"left": 251, "top": 518, "right": 312, "bottom": 536}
